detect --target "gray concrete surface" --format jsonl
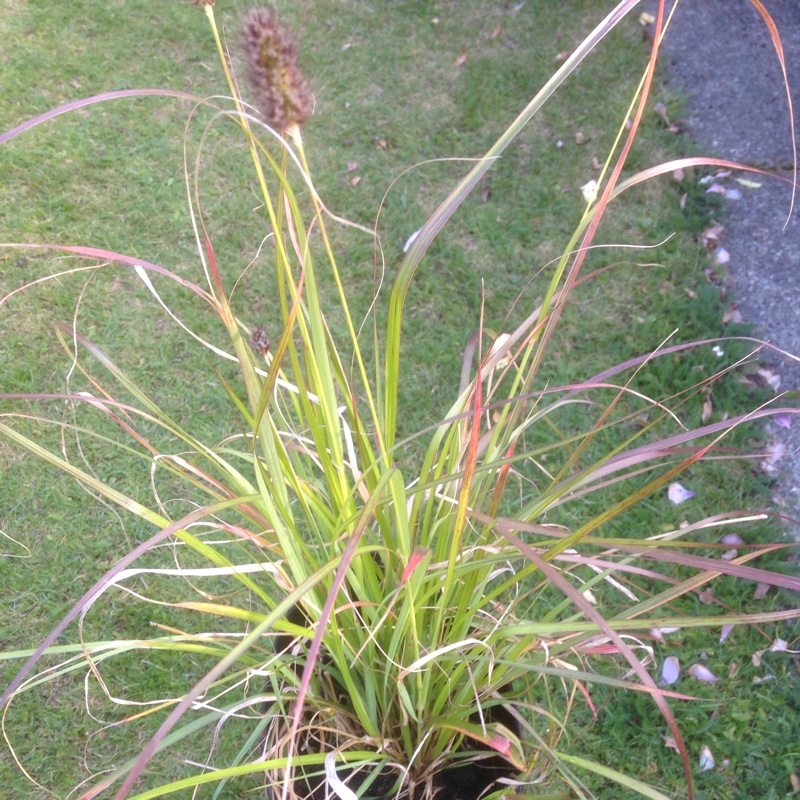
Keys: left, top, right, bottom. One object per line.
{"left": 651, "top": 0, "right": 800, "bottom": 533}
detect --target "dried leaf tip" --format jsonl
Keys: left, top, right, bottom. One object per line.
{"left": 189, "top": 0, "right": 215, "bottom": 7}
{"left": 250, "top": 324, "right": 271, "bottom": 356}
{"left": 240, "top": 8, "right": 312, "bottom": 132}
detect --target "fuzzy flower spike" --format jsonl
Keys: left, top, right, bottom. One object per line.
{"left": 240, "top": 8, "right": 312, "bottom": 133}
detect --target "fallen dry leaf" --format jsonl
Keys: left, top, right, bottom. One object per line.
{"left": 701, "top": 392, "right": 712, "bottom": 424}
{"left": 349, "top": 176, "right": 361, "bottom": 187}
{"left": 376, "top": 138, "right": 388, "bottom": 150}
{"left": 455, "top": 52, "right": 467, "bottom": 66}
{"left": 790, "top": 773, "right": 800, "bottom": 793}
{"left": 754, "top": 582, "right": 770, "bottom": 599}
{"left": 727, "top": 660, "right": 738, "bottom": 678}
{"left": 662, "top": 735, "right": 680, "bottom": 752}
{"left": 491, "top": 23, "right": 501, "bottom": 38}
{"left": 698, "top": 587, "right": 714, "bottom": 605}
{"left": 575, "top": 131, "right": 585, "bottom": 145}
{"left": 722, "top": 304, "right": 743, "bottom": 324}
{"left": 700, "top": 223, "right": 724, "bottom": 246}
{"left": 592, "top": 156, "right": 603, "bottom": 170}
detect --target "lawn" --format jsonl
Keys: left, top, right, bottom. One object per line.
{"left": 1, "top": 1, "right": 798, "bottom": 798}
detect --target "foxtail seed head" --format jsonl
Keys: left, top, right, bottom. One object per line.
{"left": 240, "top": 8, "right": 312, "bottom": 132}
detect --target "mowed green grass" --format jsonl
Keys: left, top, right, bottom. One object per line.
{"left": 1, "top": 1, "right": 797, "bottom": 798}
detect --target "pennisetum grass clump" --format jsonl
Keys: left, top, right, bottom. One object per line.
{"left": 0, "top": 2, "right": 798, "bottom": 800}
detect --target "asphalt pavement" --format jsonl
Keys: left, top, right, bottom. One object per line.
{"left": 651, "top": 0, "right": 800, "bottom": 536}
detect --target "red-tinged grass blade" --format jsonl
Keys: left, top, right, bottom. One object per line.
{"left": 501, "top": 530, "right": 695, "bottom": 800}
{"left": 0, "top": 243, "right": 217, "bottom": 308}
{"left": 749, "top": 0, "right": 797, "bottom": 222}
{"left": 0, "top": 89, "right": 205, "bottom": 146}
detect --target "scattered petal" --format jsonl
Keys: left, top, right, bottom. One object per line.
{"left": 555, "top": 50, "right": 571, "bottom": 61}
{"left": 700, "top": 223, "right": 724, "bottom": 246}
{"left": 714, "top": 247, "right": 730, "bottom": 265}
{"left": 727, "top": 660, "right": 738, "bottom": 678}
{"left": 760, "top": 440, "right": 786, "bottom": 475}
{"left": 770, "top": 638, "right": 788, "bottom": 653}
{"left": 714, "top": 169, "right": 733, "bottom": 179}
{"left": 698, "top": 587, "right": 714, "bottom": 605}
{"left": 789, "top": 773, "right": 800, "bottom": 792}
{"left": 341, "top": 42, "right": 352, "bottom": 51}
{"left": 721, "top": 533, "right": 743, "bottom": 546}
{"left": 668, "top": 482, "right": 695, "bottom": 504}
{"left": 699, "top": 745, "right": 715, "bottom": 772}
{"left": 491, "top": 24, "right": 501, "bottom": 38}
{"left": 752, "top": 651, "right": 762, "bottom": 667}
{"left": 711, "top": 345, "right": 724, "bottom": 357}
{"left": 688, "top": 664, "right": 720, "bottom": 682}
{"left": 736, "top": 177, "right": 762, "bottom": 188}
{"left": 556, "top": 139, "right": 564, "bottom": 148}
{"left": 349, "top": 175, "right": 361, "bottom": 187}
{"left": 639, "top": 12, "right": 656, "bottom": 24}
{"left": 774, "top": 412, "right": 792, "bottom": 429}
{"left": 575, "top": 131, "right": 586, "bottom": 144}
{"left": 699, "top": 175, "right": 713, "bottom": 185}
{"left": 655, "top": 102, "right": 669, "bottom": 123}
{"left": 346, "top": 160, "right": 358, "bottom": 171}
{"left": 582, "top": 588, "right": 597, "bottom": 605}
{"left": 721, "top": 548, "right": 738, "bottom": 561}
{"left": 753, "top": 582, "right": 770, "bottom": 600}
{"left": 580, "top": 179, "right": 598, "bottom": 204}
{"left": 705, "top": 183, "right": 727, "bottom": 195}
{"left": 660, "top": 656, "right": 681, "bottom": 685}
{"left": 403, "top": 228, "right": 422, "bottom": 253}
{"left": 680, "top": 192, "right": 687, "bottom": 208}
{"left": 651, "top": 626, "right": 681, "bottom": 643}
{"left": 592, "top": 156, "right": 603, "bottom": 170}
{"left": 673, "top": 167, "right": 685, "bottom": 181}
{"left": 454, "top": 52, "right": 467, "bottom": 66}
{"left": 725, "top": 188, "right": 742, "bottom": 200}
{"left": 752, "top": 674, "right": 776, "bottom": 684}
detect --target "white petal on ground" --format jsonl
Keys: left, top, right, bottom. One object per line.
{"left": 774, "top": 412, "right": 792, "bottom": 429}
{"left": 668, "top": 482, "right": 695, "bottom": 504}
{"left": 719, "top": 624, "right": 734, "bottom": 644}
{"left": 714, "top": 247, "right": 730, "bottom": 265}
{"left": 580, "top": 179, "right": 598, "bottom": 204}
{"left": 688, "top": 663, "right": 720, "bottom": 682}
{"left": 712, "top": 345, "right": 724, "bottom": 357}
{"left": 770, "top": 638, "right": 789, "bottom": 653}
{"left": 699, "top": 745, "right": 715, "bottom": 772}
{"left": 660, "top": 656, "right": 680, "bottom": 685}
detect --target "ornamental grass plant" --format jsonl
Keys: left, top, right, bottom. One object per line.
{"left": 1, "top": 2, "right": 799, "bottom": 799}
